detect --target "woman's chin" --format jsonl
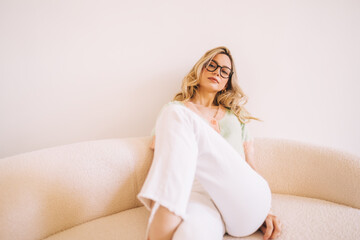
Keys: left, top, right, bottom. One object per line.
{"left": 199, "top": 85, "right": 221, "bottom": 94}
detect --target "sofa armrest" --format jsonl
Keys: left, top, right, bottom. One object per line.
{"left": 254, "top": 138, "right": 360, "bottom": 209}
{"left": 0, "top": 137, "right": 153, "bottom": 240}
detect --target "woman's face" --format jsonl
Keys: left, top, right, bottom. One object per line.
{"left": 198, "top": 53, "right": 232, "bottom": 94}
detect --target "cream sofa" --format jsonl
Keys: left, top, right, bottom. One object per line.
{"left": 1, "top": 137, "right": 359, "bottom": 240}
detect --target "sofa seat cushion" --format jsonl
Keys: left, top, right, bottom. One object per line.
{"left": 225, "top": 193, "right": 360, "bottom": 239}
{"left": 43, "top": 206, "right": 150, "bottom": 240}
{"left": 44, "top": 193, "right": 360, "bottom": 240}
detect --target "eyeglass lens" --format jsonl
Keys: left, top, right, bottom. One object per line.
{"left": 206, "top": 60, "right": 231, "bottom": 78}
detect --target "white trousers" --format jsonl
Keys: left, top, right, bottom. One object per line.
{"left": 137, "top": 104, "right": 271, "bottom": 239}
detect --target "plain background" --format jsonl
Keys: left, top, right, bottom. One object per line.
{"left": 1, "top": 0, "right": 359, "bottom": 158}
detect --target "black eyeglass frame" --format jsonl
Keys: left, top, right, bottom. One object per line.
{"left": 205, "top": 60, "right": 233, "bottom": 79}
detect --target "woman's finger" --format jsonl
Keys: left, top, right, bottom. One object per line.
{"left": 260, "top": 225, "right": 266, "bottom": 234}
{"left": 270, "top": 216, "right": 282, "bottom": 239}
{"left": 263, "top": 217, "right": 274, "bottom": 240}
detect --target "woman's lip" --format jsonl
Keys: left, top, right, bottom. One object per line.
{"left": 208, "top": 77, "right": 219, "bottom": 83}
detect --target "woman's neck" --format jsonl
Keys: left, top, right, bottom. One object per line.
{"left": 191, "top": 91, "right": 217, "bottom": 108}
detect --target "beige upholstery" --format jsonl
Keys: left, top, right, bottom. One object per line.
{"left": 0, "top": 137, "right": 359, "bottom": 240}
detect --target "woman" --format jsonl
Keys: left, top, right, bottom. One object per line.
{"left": 138, "top": 46, "right": 282, "bottom": 240}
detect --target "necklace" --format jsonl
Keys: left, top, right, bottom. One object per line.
{"left": 210, "top": 105, "right": 220, "bottom": 126}
{"left": 191, "top": 102, "right": 220, "bottom": 120}
{"left": 212, "top": 105, "right": 220, "bottom": 119}
{"left": 185, "top": 101, "right": 222, "bottom": 133}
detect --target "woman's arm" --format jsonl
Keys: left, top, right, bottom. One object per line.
{"left": 243, "top": 140, "right": 256, "bottom": 171}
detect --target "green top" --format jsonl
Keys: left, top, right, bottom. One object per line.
{"left": 151, "top": 101, "right": 253, "bottom": 159}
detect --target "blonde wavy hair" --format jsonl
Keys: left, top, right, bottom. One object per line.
{"left": 173, "top": 46, "right": 260, "bottom": 124}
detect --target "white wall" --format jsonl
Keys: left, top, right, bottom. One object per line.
{"left": 1, "top": 0, "right": 359, "bottom": 158}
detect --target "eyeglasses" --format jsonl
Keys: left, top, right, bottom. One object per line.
{"left": 205, "top": 60, "right": 232, "bottom": 79}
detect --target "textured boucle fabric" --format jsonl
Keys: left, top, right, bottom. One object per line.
{"left": 254, "top": 138, "right": 360, "bottom": 209}
{"left": 224, "top": 193, "right": 360, "bottom": 240}
{"left": 1, "top": 136, "right": 359, "bottom": 240}
{"left": 44, "top": 206, "right": 150, "bottom": 240}
{"left": 42, "top": 194, "right": 360, "bottom": 240}
{"left": 0, "top": 137, "right": 153, "bottom": 240}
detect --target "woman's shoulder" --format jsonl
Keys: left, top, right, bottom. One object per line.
{"left": 168, "top": 100, "right": 185, "bottom": 106}
{"left": 160, "top": 100, "right": 185, "bottom": 110}
{"left": 221, "top": 108, "right": 246, "bottom": 126}
{"left": 156, "top": 100, "right": 186, "bottom": 114}
{"left": 222, "top": 107, "right": 236, "bottom": 119}
{"left": 158, "top": 100, "right": 184, "bottom": 108}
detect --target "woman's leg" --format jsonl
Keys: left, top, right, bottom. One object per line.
{"left": 147, "top": 203, "right": 182, "bottom": 240}
{"left": 138, "top": 104, "right": 271, "bottom": 238}
{"left": 146, "top": 189, "right": 224, "bottom": 240}
{"left": 172, "top": 183, "right": 225, "bottom": 240}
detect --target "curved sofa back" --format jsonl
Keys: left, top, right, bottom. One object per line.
{"left": 254, "top": 138, "right": 360, "bottom": 210}
{"left": 0, "top": 137, "right": 153, "bottom": 240}
{"left": 1, "top": 136, "right": 359, "bottom": 240}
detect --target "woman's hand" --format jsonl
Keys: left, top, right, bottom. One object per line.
{"left": 259, "top": 213, "right": 282, "bottom": 240}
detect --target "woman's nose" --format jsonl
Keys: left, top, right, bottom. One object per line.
{"left": 213, "top": 69, "right": 220, "bottom": 76}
